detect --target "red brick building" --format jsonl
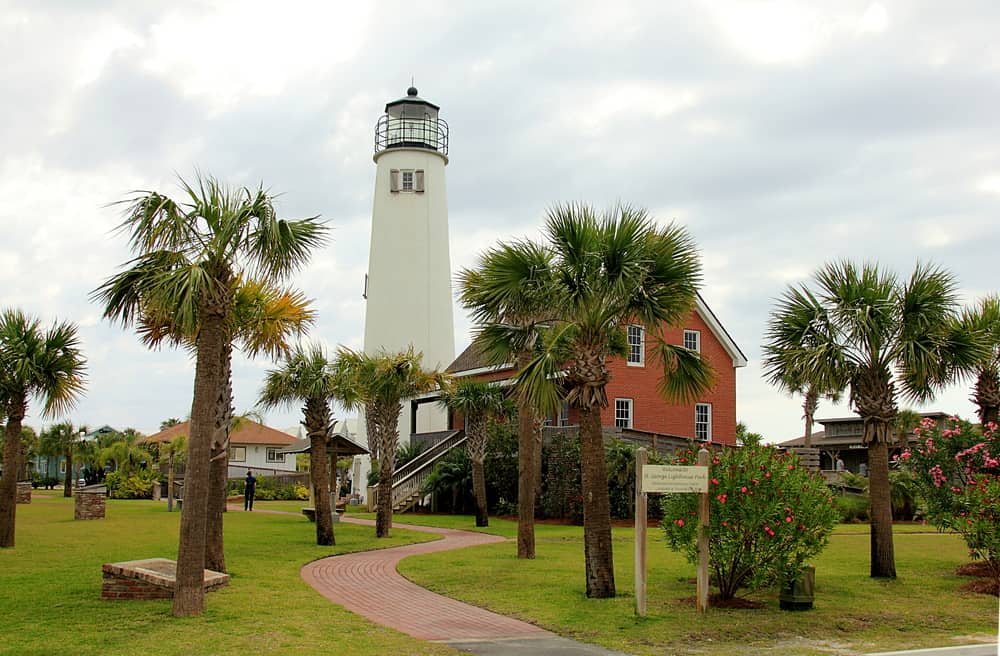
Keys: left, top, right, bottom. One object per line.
{"left": 447, "top": 294, "right": 746, "bottom": 446}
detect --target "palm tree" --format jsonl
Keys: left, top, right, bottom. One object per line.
{"left": 335, "top": 347, "right": 441, "bottom": 538}
{"left": 258, "top": 344, "right": 340, "bottom": 546}
{"left": 139, "top": 277, "right": 314, "bottom": 572}
{"left": 476, "top": 204, "right": 714, "bottom": 598}
{"left": 99, "top": 429, "right": 151, "bottom": 476}
{"left": 438, "top": 380, "right": 509, "bottom": 527}
{"left": 93, "top": 174, "right": 326, "bottom": 616}
{"left": 38, "top": 422, "right": 84, "bottom": 497}
{"left": 762, "top": 261, "right": 982, "bottom": 578}
{"left": 0, "top": 308, "right": 87, "bottom": 548}
{"left": 458, "top": 239, "right": 554, "bottom": 558}
{"left": 160, "top": 434, "right": 187, "bottom": 513}
{"left": 762, "top": 286, "right": 847, "bottom": 448}
{"left": 953, "top": 296, "right": 1000, "bottom": 427}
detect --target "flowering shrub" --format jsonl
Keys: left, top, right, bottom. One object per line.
{"left": 899, "top": 417, "right": 1000, "bottom": 584}
{"left": 661, "top": 444, "right": 839, "bottom": 600}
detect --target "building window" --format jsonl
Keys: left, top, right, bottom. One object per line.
{"left": 627, "top": 325, "right": 644, "bottom": 366}
{"left": 542, "top": 401, "right": 571, "bottom": 427}
{"left": 683, "top": 329, "right": 701, "bottom": 352}
{"left": 59, "top": 459, "right": 66, "bottom": 474}
{"left": 695, "top": 403, "right": 712, "bottom": 441}
{"left": 229, "top": 446, "right": 246, "bottom": 463}
{"left": 401, "top": 170, "right": 414, "bottom": 191}
{"left": 266, "top": 448, "right": 285, "bottom": 464}
{"left": 614, "top": 398, "right": 633, "bottom": 429}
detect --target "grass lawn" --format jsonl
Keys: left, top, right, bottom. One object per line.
{"left": 0, "top": 493, "right": 456, "bottom": 656}
{"left": 398, "top": 515, "right": 999, "bottom": 656}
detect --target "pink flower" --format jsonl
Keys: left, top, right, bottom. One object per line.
{"left": 787, "top": 465, "right": 795, "bottom": 471}
{"left": 765, "top": 472, "right": 772, "bottom": 479}
{"left": 711, "top": 478, "right": 719, "bottom": 485}
{"left": 675, "top": 519, "right": 685, "bottom": 527}
{"left": 785, "top": 516, "right": 793, "bottom": 523}
{"left": 741, "top": 486, "right": 748, "bottom": 493}
{"left": 721, "top": 521, "right": 728, "bottom": 527}
{"left": 716, "top": 494, "right": 727, "bottom": 504}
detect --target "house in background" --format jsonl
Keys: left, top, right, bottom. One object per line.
{"left": 142, "top": 420, "right": 299, "bottom": 478}
{"left": 32, "top": 425, "right": 119, "bottom": 482}
{"left": 777, "top": 411, "right": 950, "bottom": 474}
{"left": 437, "top": 294, "right": 747, "bottom": 449}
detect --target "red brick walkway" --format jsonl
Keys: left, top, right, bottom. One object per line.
{"left": 300, "top": 517, "right": 552, "bottom": 642}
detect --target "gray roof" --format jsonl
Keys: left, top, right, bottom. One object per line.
{"left": 278, "top": 431, "right": 369, "bottom": 457}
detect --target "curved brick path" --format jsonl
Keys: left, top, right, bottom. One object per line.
{"left": 301, "top": 516, "right": 550, "bottom": 642}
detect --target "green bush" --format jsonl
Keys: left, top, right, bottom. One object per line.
{"left": 835, "top": 493, "right": 869, "bottom": 522}
{"left": 661, "top": 443, "right": 839, "bottom": 600}
{"left": 105, "top": 469, "right": 158, "bottom": 499}
{"left": 227, "top": 476, "right": 305, "bottom": 500}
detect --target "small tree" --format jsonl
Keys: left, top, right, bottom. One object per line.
{"left": 160, "top": 435, "right": 187, "bottom": 512}
{"left": 661, "top": 444, "right": 839, "bottom": 601}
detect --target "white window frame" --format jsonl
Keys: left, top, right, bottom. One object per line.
{"left": 627, "top": 325, "right": 645, "bottom": 366}
{"left": 401, "top": 169, "right": 415, "bottom": 192}
{"left": 683, "top": 329, "right": 701, "bottom": 352}
{"left": 229, "top": 446, "right": 246, "bottom": 463}
{"left": 558, "top": 401, "right": 571, "bottom": 427}
{"left": 695, "top": 403, "right": 712, "bottom": 441}
{"left": 614, "top": 398, "right": 633, "bottom": 429}
{"left": 266, "top": 447, "right": 285, "bottom": 464}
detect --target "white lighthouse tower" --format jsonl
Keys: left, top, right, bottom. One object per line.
{"left": 363, "top": 86, "right": 454, "bottom": 436}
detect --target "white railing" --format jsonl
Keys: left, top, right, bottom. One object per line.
{"left": 367, "top": 430, "right": 467, "bottom": 513}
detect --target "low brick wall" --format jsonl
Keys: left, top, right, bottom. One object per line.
{"left": 16, "top": 482, "right": 32, "bottom": 504}
{"left": 101, "top": 558, "right": 229, "bottom": 601}
{"left": 75, "top": 492, "right": 106, "bottom": 520}
{"left": 102, "top": 573, "right": 174, "bottom": 600}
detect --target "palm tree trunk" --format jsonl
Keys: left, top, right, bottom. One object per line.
{"left": 311, "top": 433, "right": 334, "bottom": 546}
{"left": 975, "top": 368, "right": 1000, "bottom": 427}
{"left": 0, "top": 396, "right": 27, "bottom": 548}
{"left": 532, "top": 416, "right": 543, "bottom": 510}
{"left": 516, "top": 397, "right": 536, "bottom": 559}
{"left": 205, "top": 343, "right": 234, "bottom": 574}
{"left": 376, "top": 453, "right": 394, "bottom": 538}
{"left": 205, "top": 446, "right": 227, "bottom": 572}
{"left": 472, "top": 457, "right": 488, "bottom": 527}
{"left": 802, "top": 387, "right": 818, "bottom": 449}
{"left": 868, "top": 440, "right": 896, "bottom": 578}
{"left": 63, "top": 449, "right": 74, "bottom": 497}
{"left": 578, "top": 405, "right": 616, "bottom": 598}
{"left": 173, "top": 310, "right": 227, "bottom": 617}
{"left": 167, "top": 454, "right": 176, "bottom": 512}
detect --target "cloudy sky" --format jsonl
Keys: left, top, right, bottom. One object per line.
{"left": 3, "top": 1, "right": 998, "bottom": 441}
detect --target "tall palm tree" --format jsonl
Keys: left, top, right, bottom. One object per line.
{"left": 93, "top": 174, "right": 326, "bottom": 616}
{"left": 258, "top": 344, "right": 340, "bottom": 546}
{"left": 762, "top": 286, "right": 847, "bottom": 448}
{"left": 438, "top": 380, "right": 509, "bottom": 527}
{"left": 138, "top": 277, "right": 314, "bottom": 572}
{"left": 458, "top": 240, "right": 554, "bottom": 558}
{"left": 479, "top": 204, "right": 714, "bottom": 598}
{"left": 335, "top": 347, "right": 441, "bottom": 538}
{"left": 0, "top": 308, "right": 87, "bottom": 548}
{"left": 953, "top": 296, "right": 1000, "bottom": 427}
{"left": 763, "top": 261, "right": 982, "bottom": 578}
{"left": 160, "top": 434, "right": 187, "bottom": 513}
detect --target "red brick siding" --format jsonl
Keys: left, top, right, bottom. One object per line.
{"left": 604, "top": 311, "right": 736, "bottom": 444}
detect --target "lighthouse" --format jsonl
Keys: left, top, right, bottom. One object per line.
{"left": 363, "top": 86, "right": 455, "bottom": 435}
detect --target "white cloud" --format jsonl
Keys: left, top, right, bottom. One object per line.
{"left": 858, "top": 3, "right": 889, "bottom": 35}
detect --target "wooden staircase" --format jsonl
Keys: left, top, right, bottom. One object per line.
{"left": 368, "top": 430, "right": 467, "bottom": 514}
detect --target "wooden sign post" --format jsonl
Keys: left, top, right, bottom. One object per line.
{"left": 635, "top": 447, "right": 711, "bottom": 617}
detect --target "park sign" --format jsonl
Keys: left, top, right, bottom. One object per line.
{"left": 635, "top": 450, "right": 711, "bottom": 617}
{"left": 641, "top": 465, "right": 708, "bottom": 494}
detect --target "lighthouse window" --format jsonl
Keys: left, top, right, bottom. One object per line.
{"left": 401, "top": 170, "right": 414, "bottom": 191}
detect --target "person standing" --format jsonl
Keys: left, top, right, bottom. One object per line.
{"left": 244, "top": 470, "right": 257, "bottom": 511}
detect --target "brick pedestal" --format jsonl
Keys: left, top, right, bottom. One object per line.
{"left": 102, "top": 558, "right": 229, "bottom": 600}
{"left": 75, "top": 491, "right": 106, "bottom": 520}
{"left": 16, "top": 482, "right": 32, "bottom": 504}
